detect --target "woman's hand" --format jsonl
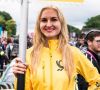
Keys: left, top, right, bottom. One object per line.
{"left": 12, "top": 58, "right": 28, "bottom": 77}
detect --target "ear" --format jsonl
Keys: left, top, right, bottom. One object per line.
{"left": 87, "top": 40, "right": 92, "bottom": 46}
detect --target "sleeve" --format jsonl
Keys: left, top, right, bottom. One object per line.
{"left": 72, "top": 47, "right": 100, "bottom": 90}
{"left": 25, "top": 66, "right": 32, "bottom": 90}
{"left": 25, "top": 48, "right": 33, "bottom": 90}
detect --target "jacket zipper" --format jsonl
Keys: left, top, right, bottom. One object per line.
{"left": 49, "top": 49, "right": 53, "bottom": 90}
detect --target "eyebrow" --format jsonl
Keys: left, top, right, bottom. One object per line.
{"left": 94, "top": 39, "right": 100, "bottom": 42}
{"left": 40, "top": 16, "right": 58, "bottom": 19}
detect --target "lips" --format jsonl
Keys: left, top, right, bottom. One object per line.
{"left": 45, "top": 26, "right": 55, "bottom": 32}
{"left": 46, "top": 29, "right": 54, "bottom": 32}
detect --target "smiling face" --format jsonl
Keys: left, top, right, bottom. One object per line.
{"left": 39, "top": 8, "right": 61, "bottom": 40}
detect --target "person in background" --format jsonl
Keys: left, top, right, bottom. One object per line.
{"left": 85, "top": 29, "right": 100, "bottom": 72}
{"left": 12, "top": 6, "right": 100, "bottom": 90}
{"left": 6, "top": 37, "right": 13, "bottom": 60}
{"left": 0, "top": 38, "right": 2, "bottom": 47}
{"left": 76, "top": 33, "right": 87, "bottom": 53}
{"left": 77, "top": 30, "right": 100, "bottom": 90}
{"left": 10, "top": 38, "right": 19, "bottom": 60}
{"left": 27, "top": 35, "right": 33, "bottom": 49}
{"left": 0, "top": 46, "right": 5, "bottom": 70}
{"left": 1, "top": 37, "right": 7, "bottom": 51}
{"left": 0, "top": 59, "right": 15, "bottom": 89}
{"left": 0, "top": 45, "right": 9, "bottom": 76}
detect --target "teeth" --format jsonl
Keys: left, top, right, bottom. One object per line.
{"left": 45, "top": 26, "right": 54, "bottom": 29}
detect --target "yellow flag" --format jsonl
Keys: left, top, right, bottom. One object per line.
{"left": 42, "top": 0, "right": 83, "bottom": 2}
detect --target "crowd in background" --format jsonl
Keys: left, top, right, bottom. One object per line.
{"left": 0, "top": 35, "right": 33, "bottom": 76}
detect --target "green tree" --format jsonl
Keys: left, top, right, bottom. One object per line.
{"left": 6, "top": 19, "right": 16, "bottom": 36}
{"left": 0, "top": 11, "right": 16, "bottom": 36}
{"left": 68, "top": 25, "right": 81, "bottom": 36}
{"left": 0, "top": 15, "right": 5, "bottom": 27}
{"left": 0, "top": 11, "right": 12, "bottom": 21}
{"left": 82, "top": 15, "right": 100, "bottom": 31}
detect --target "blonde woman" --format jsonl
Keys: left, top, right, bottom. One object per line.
{"left": 13, "top": 6, "right": 100, "bottom": 90}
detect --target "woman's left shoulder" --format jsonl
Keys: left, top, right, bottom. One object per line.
{"left": 26, "top": 46, "right": 33, "bottom": 53}
{"left": 69, "top": 45, "right": 81, "bottom": 52}
{"left": 69, "top": 45, "right": 84, "bottom": 58}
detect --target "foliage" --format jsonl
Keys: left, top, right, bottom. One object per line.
{"left": 0, "top": 15, "right": 5, "bottom": 27}
{"left": 6, "top": 19, "right": 16, "bottom": 36}
{"left": 0, "top": 11, "right": 16, "bottom": 36}
{"left": 68, "top": 25, "right": 81, "bottom": 35}
{"left": 0, "top": 11, "right": 12, "bottom": 20}
{"left": 82, "top": 15, "right": 100, "bottom": 31}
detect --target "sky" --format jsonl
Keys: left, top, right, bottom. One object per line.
{"left": 0, "top": 0, "right": 100, "bottom": 34}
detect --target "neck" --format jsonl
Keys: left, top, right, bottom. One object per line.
{"left": 88, "top": 47, "right": 98, "bottom": 54}
{"left": 45, "top": 38, "right": 58, "bottom": 48}
{"left": 46, "top": 37, "right": 58, "bottom": 41}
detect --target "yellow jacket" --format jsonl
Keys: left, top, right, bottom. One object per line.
{"left": 23, "top": 40, "right": 100, "bottom": 90}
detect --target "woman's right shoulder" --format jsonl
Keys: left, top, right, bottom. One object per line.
{"left": 27, "top": 46, "right": 33, "bottom": 52}
{"left": 26, "top": 47, "right": 33, "bottom": 63}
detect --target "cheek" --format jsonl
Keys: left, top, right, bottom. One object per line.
{"left": 40, "top": 24, "right": 45, "bottom": 35}
{"left": 92, "top": 43, "right": 98, "bottom": 49}
{"left": 40, "top": 23, "right": 45, "bottom": 31}
{"left": 56, "top": 22, "right": 61, "bottom": 32}
{"left": 57, "top": 22, "right": 61, "bottom": 28}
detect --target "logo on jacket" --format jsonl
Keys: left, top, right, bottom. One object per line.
{"left": 56, "top": 60, "right": 64, "bottom": 71}
{"left": 96, "top": 82, "right": 100, "bottom": 87}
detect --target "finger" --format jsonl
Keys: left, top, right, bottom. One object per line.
{"left": 23, "top": 63, "right": 28, "bottom": 67}
{"left": 12, "top": 63, "right": 27, "bottom": 73}
{"left": 13, "top": 67, "right": 26, "bottom": 74}
{"left": 13, "top": 69, "right": 25, "bottom": 75}
{"left": 15, "top": 58, "right": 22, "bottom": 63}
{"left": 14, "top": 63, "right": 27, "bottom": 69}
{"left": 13, "top": 65, "right": 26, "bottom": 75}
{"left": 14, "top": 57, "right": 27, "bottom": 66}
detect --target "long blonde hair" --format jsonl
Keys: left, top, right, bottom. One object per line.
{"left": 31, "top": 6, "right": 74, "bottom": 80}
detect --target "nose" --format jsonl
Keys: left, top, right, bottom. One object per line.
{"left": 46, "top": 20, "right": 52, "bottom": 27}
